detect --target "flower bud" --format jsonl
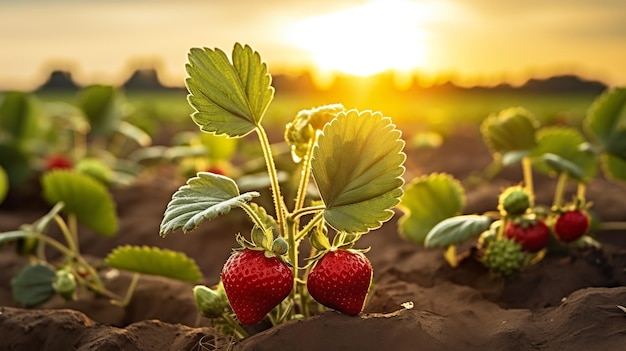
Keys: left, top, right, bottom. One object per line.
{"left": 498, "top": 186, "right": 532, "bottom": 216}
{"left": 271, "top": 237, "right": 289, "bottom": 256}
{"left": 193, "top": 285, "right": 227, "bottom": 318}
{"left": 52, "top": 269, "right": 77, "bottom": 301}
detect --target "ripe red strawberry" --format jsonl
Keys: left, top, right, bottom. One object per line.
{"left": 221, "top": 248, "right": 293, "bottom": 325}
{"left": 307, "top": 249, "right": 372, "bottom": 315}
{"left": 504, "top": 220, "right": 550, "bottom": 252}
{"left": 554, "top": 210, "right": 589, "bottom": 243}
{"left": 45, "top": 155, "right": 73, "bottom": 171}
{"left": 204, "top": 166, "right": 225, "bottom": 176}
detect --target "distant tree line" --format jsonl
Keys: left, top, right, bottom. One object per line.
{"left": 34, "top": 68, "right": 607, "bottom": 95}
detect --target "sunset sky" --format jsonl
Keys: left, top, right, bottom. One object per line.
{"left": 1, "top": 0, "right": 625, "bottom": 90}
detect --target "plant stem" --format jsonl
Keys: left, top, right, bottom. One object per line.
{"left": 239, "top": 203, "right": 267, "bottom": 229}
{"left": 116, "top": 272, "right": 140, "bottom": 307}
{"left": 54, "top": 215, "right": 78, "bottom": 255}
{"left": 294, "top": 212, "right": 325, "bottom": 242}
{"left": 222, "top": 313, "right": 248, "bottom": 339}
{"left": 285, "top": 216, "right": 298, "bottom": 317}
{"left": 255, "top": 126, "right": 287, "bottom": 237}
{"left": 521, "top": 157, "right": 534, "bottom": 206}
{"left": 553, "top": 173, "right": 568, "bottom": 209}
{"left": 293, "top": 138, "right": 315, "bottom": 214}
{"left": 576, "top": 182, "right": 587, "bottom": 202}
{"left": 290, "top": 205, "right": 326, "bottom": 220}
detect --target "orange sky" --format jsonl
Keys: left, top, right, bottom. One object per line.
{"left": 1, "top": 0, "right": 625, "bottom": 90}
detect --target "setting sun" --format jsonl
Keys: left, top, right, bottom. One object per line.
{"left": 288, "top": 0, "right": 432, "bottom": 77}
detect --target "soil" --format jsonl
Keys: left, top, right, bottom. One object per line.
{"left": 1, "top": 124, "right": 626, "bottom": 351}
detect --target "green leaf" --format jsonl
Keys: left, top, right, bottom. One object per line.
{"left": 117, "top": 120, "right": 152, "bottom": 147}
{"left": 530, "top": 127, "right": 598, "bottom": 182}
{"left": 0, "top": 143, "right": 32, "bottom": 187}
{"left": 542, "top": 153, "right": 586, "bottom": 181}
{"left": 185, "top": 43, "right": 274, "bottom": 137}
{"left": 0, "top": 164, "right": 7, "bottom": 204}
{"left": 11, "top": 264, "right": 56, "bottom": 307}
{"left": 0, "top": 91, "right": 43, "bottom": 143}
{"left": 398, "top": 173, "right": 465, "bottom": 244}
{"left": 77, "top": 85, "right": 125, "bottom": 137}
{"left": 311, "top": 110, "right": 406, "bottom": 233}
{"left": 585, "top": 87, "right": 626, "bottom": 146}
{"left": 160, "top": 172, "right": 260, "bottom": 236}
{"left": 105, "top": 245, "right": 202, "bottom": 282}
{"left": 602, "top": 153, "right": 626, "bottom": 182}
{"left": 424, "top": 215, "right": 492, "bottom": 248}
{"left": 481, "top": 107, "right": 539, "bottom": 157}
{"left": 41, "top": 170, "right": 118, "bottom": 237}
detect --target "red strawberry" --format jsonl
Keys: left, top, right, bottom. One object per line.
{"left": 504, "top": 220, "right": 550, "bottom": 252}
{"left": 204, "top": 166, "right": 225, "bottom": 176}
{"left": 221, "top": 248, "right": 293, "bottom": 325}
{"left": 45, "top": 155, "right": 73, "bottom": 171}
{"left": 307, "top": 249, "right": 372, "bottom": 315}
{"left": 554, "top": 210, "right": 589, "bottom": 243}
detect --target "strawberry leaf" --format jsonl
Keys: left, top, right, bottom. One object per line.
{"left": 105, "top": 245, "right": 202, "bottom": 282}
{"left": 585, "top": 87, "right": 626, "bottom": 159}
{"left": 311, "top": 110, "right": 406, "bottom": 233}
{"left": 11, "top": 264, "right": 56, "bottom": 307}
{"left": 424, "top": 215, "right": 492, "bottom": 248}
{"left": 398, "top": 173, "right": 465, "bottom": 244}
{"left": 160, "top": 172, "right": 260, "bottom": 236}
{"left": 602, "top": 153, "right": 626, "bottom": 182}
{"left": 0, "top": 165, "right": 7, "bottom": 204}
{"left": 186, "top": 43, "right": 274, "bottom": 137}
{"left": 77, "top": 85, "right": 125, "bottom": 137}
{"left": 41, "top": 170, "right": 118, "bottom": 237}
{"left": 481, "top": 107, "right": 539, "bottom": 159}
{"left": 530, "top": 127, "right": 598, "bottom": 182}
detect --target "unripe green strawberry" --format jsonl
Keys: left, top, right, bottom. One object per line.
{"left": 498, "top": 186, "right": 531, "bottom": 216}
{"left": 221, "top": 249, "right": 293, "bottom": 325}
{"left": 554, "top": 209, "right": 590, "bottom": 243}
{"left": 193, "top": 284, "right": 228, "bottom": 319}
{"left": 482, "top": 239, "right": 525, "bottom": 277}
{"left": 307, "top": 249, "right": 372, "bottom": 315}
{"left": 52, "top": 269, "right": 77, "bottom": 301}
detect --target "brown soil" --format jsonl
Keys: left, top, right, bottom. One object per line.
{"left": 1, "top": 125, "right": 626, "bottom": 351}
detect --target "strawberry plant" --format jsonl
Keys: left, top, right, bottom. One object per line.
{"left": 0, "top": 86, "right": 152, "bottom": 192}
{"left": 159, "top": 43, "right": 406, "bottom": 337}
{"left": 0, "top": 169, "right": 202, "bottom": 307}
{"left": 399, "top": 87, "right": 626, "bottom": 276}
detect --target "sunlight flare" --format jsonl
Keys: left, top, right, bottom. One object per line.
{"left": 288, "top": 0, "right": 433, "bottom": 77}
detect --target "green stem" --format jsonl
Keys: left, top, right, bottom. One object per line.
{"left": 239, "top": 203, "right": 267, "bottom": 229}
{"left": 295, "top": 211, "right": 325, "bottom": 242}
{"left": 33, "top": 233, "right": 107, "bottom": 293}
{"left": 293, "top": 138, "right": 315, "bottom": 213}
{"left": 290, "top": 205, "right": 326, "bottom": 221}
{"left": 285, "top": 216, "right": 298, "bottom": 318}
{"left": 553, "top": 173, "right": 568, "bottom": 209}
{"left": 576, "top": 182, "right": 586, "bottom": 202}
{"left": 54, "top": 215, "right": 78, "bottom": 255}
{"left": 255, "top": 126, "right": 287, "bottom": 237}
{"left": 521, "top": 157, "right": 534, "bottom": 206}
{"left": 222, "top": 313, "right": 248, "bottom": 339}
{"left": 112, "top": 272, "right": 140, "bottom": 307}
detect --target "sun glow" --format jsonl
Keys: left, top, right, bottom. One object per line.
{"left": 289, "top": 0, "right": 432, "bottom": 78}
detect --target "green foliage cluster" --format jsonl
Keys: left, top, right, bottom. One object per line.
{"left": 399, "top": 87, "right": 626, "bottom": 274}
